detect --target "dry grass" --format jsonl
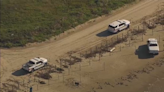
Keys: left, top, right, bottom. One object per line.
{"left": 82, "top": 34, "right": 128, "bottom": 59}
{"left": 142, "top": 20, "right": 157, "bottom": 29}
{"left": 34, "top": 64, "right": 64, "bottom": 79}
{"left": 131, "top": 28, "right": 146, "bottom": 35}
{"left": 59, "top": 55, "right": 82, "bottom": 65}
{"left": 35, "top": 72, "right": 52, "bottom": 80}
{"left": 157, "top": 14, "right": 164, "bottom": 25}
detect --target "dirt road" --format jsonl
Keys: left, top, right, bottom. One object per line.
{"left": 1, "top": 0, "right": 164, "bottom": 89}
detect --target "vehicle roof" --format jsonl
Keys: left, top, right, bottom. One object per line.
{"left": 109, "top": 21, "right": 121, "bottom": 27}
{"left": 29, "top": 57, "right": 42, "bottom": 63}
{"left": 109, "top": 19, "right": 129, "bottom": 27}
{"left": 149, "top": 41, "right": 158, "bottom": 44}
{"left": 148, "top": 38, "right": 158, "bottom": 44}
{"left": 148, "top": 38, "right": 157, "bottom": 42}
{"left": 119, "top": 19, "right": 130, "bottom": 23}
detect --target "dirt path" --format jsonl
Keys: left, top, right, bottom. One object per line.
{"left": 1, "top": 0, "right": 164, "bottom": 86}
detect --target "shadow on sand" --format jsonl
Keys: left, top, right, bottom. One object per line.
{"left": 96, "top": 30, "right": 114, "bottom": 37}
{"left": 12, "top": 68, "right": 29, "bottom": 76}
{"left": 135, "top": 44, "right": 154, "bottom": 59}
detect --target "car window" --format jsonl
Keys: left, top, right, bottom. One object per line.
{"left": 36, "top": 61, "right": 43, "bottom": 64}
{"left": 28, "top": 61, "right": 35, "bottom": 64}
{"left": 109, "top": 25, "right": 117, "bottom": 28}
{"left": 36, "top": 61, "right": 40, "bottom": 64}
{"left": 119, "top": 23, "right": 125, "bottom": 26}
{"left": 150, "top": 44, "right": 157, "bottom": 46}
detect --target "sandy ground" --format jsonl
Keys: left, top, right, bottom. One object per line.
{"left": 1, "top": 0, "right": 164, "bottom": 92}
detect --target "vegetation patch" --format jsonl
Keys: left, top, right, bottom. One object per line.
{"left": 142, "top": 20, "right": 157, "bottom": 29}
{"left": 131, "top": 28, "right": 146, "bottom": 35}
{"left": 35, "top": 72, "right": 52, "bottom": 80}
{"left": 157, "top": 14, "right": 164, "bottom": 25}
{"left": 34, "top": 64, "right": 64, "bottom": 79}
{"left": 0, "top": 0, "right": 136, "bottom": 48}
{"left": 82, "top": 34, "right": 128, "bottom": 59}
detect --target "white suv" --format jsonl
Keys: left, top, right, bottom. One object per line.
{"left": 108, "top": 19, "right": 130, "bottom": 33}
{"left": 147, "top": 38, "right": 159, "bottom": 55}
{"left": 22, "top": 57, "right": 48, "bottom": 73}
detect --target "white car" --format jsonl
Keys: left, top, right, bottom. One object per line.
{"left": 147, "top": 38, "right": 159, "bottom": 55}
{"left": 108, "top": 19, "right": 130, "bottom": 33}
{"left": 22, "top": 57, "right": 48, "bottom": 72}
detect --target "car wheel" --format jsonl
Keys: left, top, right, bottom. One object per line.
{"left": 44, "top": 63, "right": 48, "bottom": 66}
{"left": 154, "top": 53, "right": 159, "bottom": 55}
{"left": 126, "top": 25, "right": 130, "bottom": 29}
{"left": 30, "top": 68, "right": 34, "bottom": 73}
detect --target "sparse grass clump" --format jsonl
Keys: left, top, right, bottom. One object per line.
{"left": 34, "top": 64, "right": 64, "bottom": 79}
{"left": 157, "top": 15, "right": 164, "bottom": 25}
{"left": 142, "top": 20, "right": 156, "bottom": 29}
{"left": 35, "top": 72, "right": 52, "bottom": 80}
{"left": 131, "top": 28, "right": 146, "bottom": 35}
{"left": 110, "top": 36, "right": 128, "bottom": 47}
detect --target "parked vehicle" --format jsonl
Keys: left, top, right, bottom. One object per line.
{"left": 22, "top": 57, "right": 48, "bottom": 72}
{"left": 147, "top": 38, "right": 159, "bottom": 55}
{"left": 108, "top": 19, "right": 130, "bottom": 33}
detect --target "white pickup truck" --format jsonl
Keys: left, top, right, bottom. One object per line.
{"left": 22, "top": 57, "right": 48, "bottom": 72}
{"left": 147, "top": 38, "right": 159, "bottom": 55}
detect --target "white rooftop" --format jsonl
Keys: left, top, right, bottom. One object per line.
{"left": 109, "top": 19, "right": 129, "bottom": 27}
{"left": 148, "top": 38, "right": 157, "bottom": 42}
{"left": 29, "top": 57, "right": 42, "bottom": 63}
{"left": 109, "top": 21, "right": 121, "bottom": 27}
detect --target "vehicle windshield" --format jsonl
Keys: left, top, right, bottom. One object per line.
{"left": 28, "top": 61, "right": 35, "bottom": 64}
{"left": 150, "top": 44, "right": 157, "bottom": 46}
{"left": 109, "top": 25, "right": 117, "bottom": 28}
